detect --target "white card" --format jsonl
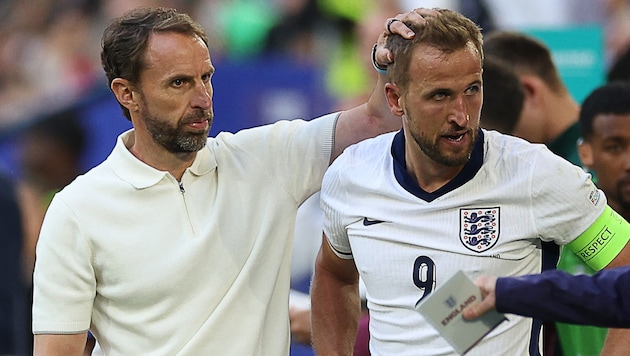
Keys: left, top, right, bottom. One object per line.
{"left": 415, "top": 270, "right": 507, "bottom": 355}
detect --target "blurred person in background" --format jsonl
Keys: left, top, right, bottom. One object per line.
{"left": 0, "top": 172, "right": 30, "bottom": 356}
{"left": 483, "top": 32, "right": 582, "bottom": 166}
{"left": 478, "top": 56, "right": 525, "bottom": 134}
{"left": 577, "top": 82, "right": 630, "bottom": 235}
{"left": 0, "top": 0, "right": 101, "bottom": 124}
{"left": 17, "top": 108, "right": 86, "bottom": 285}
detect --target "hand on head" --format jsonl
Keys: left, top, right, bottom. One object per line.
{"left": 373, "top": 8, "right": 438, "bottom": 68}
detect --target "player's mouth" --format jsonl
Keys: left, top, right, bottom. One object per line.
{"left": 186, "top": 119, "right": 209, "bottom": 130}
{"left": 444, "top": 133, "right": 465, "bottom": 142}
{"left": 441, "top": 130, "right": 469, "bottom": 144}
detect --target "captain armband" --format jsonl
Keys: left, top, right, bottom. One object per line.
{"left": 567, "top": 205, "right": 630, "bottom": 271}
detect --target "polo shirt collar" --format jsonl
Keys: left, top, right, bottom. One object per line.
{"left": 109, "top": 129, "right": 217, "bottom": 189}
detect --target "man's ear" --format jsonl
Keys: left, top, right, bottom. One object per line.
{"left": 577, "top": 138, "right": 594, "bottom": 168}
{"left": 384, "top": 82, "right": 404, "bottom": 117}
{"left": 111, "top": 78, "right": 138, "bottom": 113}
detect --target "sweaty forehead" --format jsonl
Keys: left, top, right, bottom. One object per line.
{"left": 409, "top": 43, "right": 482, "bottom": 88}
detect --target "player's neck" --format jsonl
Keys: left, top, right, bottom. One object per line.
{"left": 404, "top": 152, "right": 464, "bottom": 193}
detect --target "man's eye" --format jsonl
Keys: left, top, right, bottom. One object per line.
{"left": 465, "top": 85, "right": 480, "bottom": 95}
{"left": 173, "top": 79, "right": 184, "bottom": 86}
{"left": 433, "top": 93, "right": 446, "bottom": 101}
{"left": 605, "top": 144, "right": 623, "bottom": 153}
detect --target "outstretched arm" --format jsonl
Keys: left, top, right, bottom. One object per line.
{"left": 463, "top": 267, "right": 630, "bottom": 328}
{"left": 591, "top": 241, "right": 630, "bottom": 355}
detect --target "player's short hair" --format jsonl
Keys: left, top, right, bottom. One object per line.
{"left": 483, "top": 31, "right": 565, "bottom": 94}
{"left": 385, "top": 8, "right": 483, "bottom": 89}
{"left": 480, "top": 56, "right": 524, "bottom": 134}
{"left": 579, "top": 81, "right": 630, "bottom": 141}
{"left": 101, "top": 7, "right": 209, "bottom": 120}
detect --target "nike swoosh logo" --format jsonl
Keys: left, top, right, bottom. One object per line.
{"left": 363, "top": 217, "right": 386, "bottom": 226}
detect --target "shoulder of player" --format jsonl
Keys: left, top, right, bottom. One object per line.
{"left": 483, "top": 130, "right": 554, "bottom": 163}
{"left": 331, "top": 132, "right": 394, "bottom": 168}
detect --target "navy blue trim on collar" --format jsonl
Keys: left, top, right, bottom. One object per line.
{"left": 391, "top": 129, "right": 485, "bottom": 202}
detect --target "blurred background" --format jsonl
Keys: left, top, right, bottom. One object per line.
{"left": 1, "top": 0, "right": 630, "bottom": 355}
{"left": 1, "top": 0, "right": 628, "bottom": 176}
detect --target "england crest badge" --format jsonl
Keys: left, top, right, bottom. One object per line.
{"left": 460, "top": 207, "right": 500, "bottom": 253}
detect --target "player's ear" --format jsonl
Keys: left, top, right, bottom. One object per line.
{"left": 385, "top": 83, "right": 404, "bottom": 117}
{"left": 577, "top": 138, "right": 594, "bottom": 168}
{"left": 111, "top": 78, "right": 139, "bottom": 113}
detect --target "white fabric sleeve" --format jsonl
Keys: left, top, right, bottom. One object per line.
{"left": 530, "top": 148, "right": 607, "bottom": 245}
{"left": 214, "top": 112, "right": 337, "bottom": 205}
{"left": 320, "top": 156, "right": 353, "bottom": 259}
{"left": 33, "top": 195, "right": 95, "bottom": 333}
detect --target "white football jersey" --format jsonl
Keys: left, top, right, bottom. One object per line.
{"left": 321, "top": 129, "right": 606, "bottom": 356}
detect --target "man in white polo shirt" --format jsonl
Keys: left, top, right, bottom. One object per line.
{"left": 31, "top": 6, "right": 427, "bottom": 355}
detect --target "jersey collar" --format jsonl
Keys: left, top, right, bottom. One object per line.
{"left": 391, "top": 128, "right": 484, "bottom": 202}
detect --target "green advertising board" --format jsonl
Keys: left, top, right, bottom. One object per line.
{"left": 523, "top": 26, "right": 605, "bottom": 103}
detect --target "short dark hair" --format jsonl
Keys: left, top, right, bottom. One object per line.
{"left": 480, "top": 56, "right": 524, "bottom": 134}
{"left": 579, "top": 81, "right": 630, "bottom": 141}
{"left": 483, "top": 31, "right": 565, "bottom": 94}
{"left": 101, "top": 7, "right": 209, "bottom": 120}
{"left": 386, "top": 8, "right": 483, "bottom": 89}
{"left": 608, "top": 46, "right": 630, "bottom": 83}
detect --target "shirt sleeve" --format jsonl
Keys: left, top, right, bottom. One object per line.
{"left": 320, "top": 155, "right": 353, "bottom": 259}
{"left": 214, "top": 113, "right": 337, "bottom": 205}
{"left": 32, "top": 195, "right": 95, "bottom": 334}
{"left": 495, "top": 266, "right": 630, "bottom": 328}
{"left": 530, "top": 148, "right": 606, "bottom": 245}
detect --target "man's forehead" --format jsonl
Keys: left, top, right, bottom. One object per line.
{"left": 409, "top": 45, "right": 482, "bottom": 85}
{"left": 594, "top": 113, "right": 630, "bottom": 128}
{"left": 411, "top": 44, "right": 480, "bottom": 69}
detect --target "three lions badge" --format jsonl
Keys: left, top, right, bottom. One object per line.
{"left": 460, "top": 207, "right": 499, "bottom": 253}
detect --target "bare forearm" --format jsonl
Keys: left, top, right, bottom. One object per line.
{"left": 311, "top": 268, "right": 361, "bottom": 355}
{"left": 331, "top": 75, "right": 401, "bottom": 163}
{"left": 34, "top": 333, "right": 88, "bottom": 356}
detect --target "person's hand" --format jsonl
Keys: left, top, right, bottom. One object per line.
{"left": 289, "top": 306, "right": 312, "bottom": 345}
{"left": 462, "top": 276, "right": 498, "bottom": 320}
{"left": 373, "top": 8, "right": 439, "bottom": 69}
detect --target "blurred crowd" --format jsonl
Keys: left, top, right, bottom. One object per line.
{"left": 1, "top": 0, "right": 630, "bottom": 130}
{"left": 0, "top": 0, "right": 360, "bottom": 129}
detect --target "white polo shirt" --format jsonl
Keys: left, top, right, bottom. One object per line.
{"left": 33, "top": 113, "right": 336, "bottom": 355}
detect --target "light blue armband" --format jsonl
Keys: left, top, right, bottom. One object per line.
{"left": 567, "top": 205, "right": 630, "bottom": 270}
{"left": 371, "top": 44, "right": 388, "bottom": 75}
